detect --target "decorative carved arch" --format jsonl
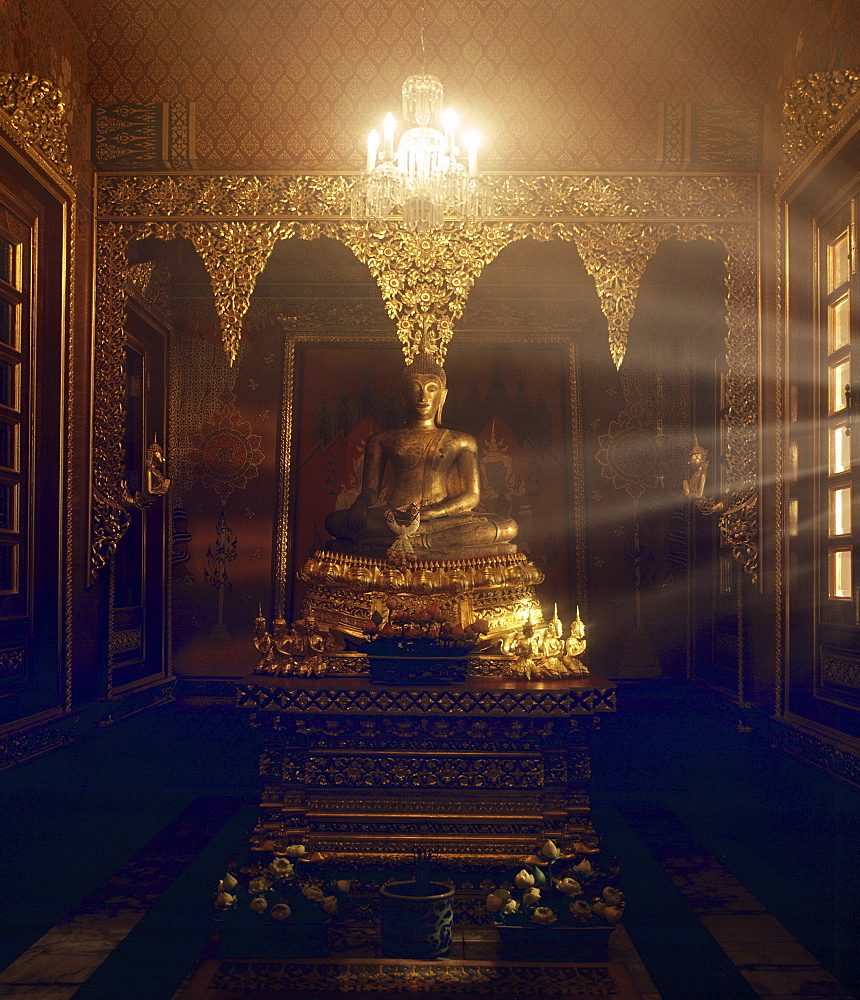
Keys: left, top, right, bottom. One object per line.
{"left": 93, "top": 174, "right": 759, "bottom": 578}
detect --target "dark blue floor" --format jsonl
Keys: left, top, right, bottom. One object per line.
{"left": 591, "top": 682, "right": 860, "bottom": 997}
{"left": 0, "top": 701, "right": 261, "bottom": 970}
{"left": 1, "top": 684, "right": 858, "bottom": 998}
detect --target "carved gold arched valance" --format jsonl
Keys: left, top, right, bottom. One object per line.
{"left": 0, "top": 74, "right": 74, "bottom": 185}
{"left": 93, "top": 173, "right": 759, "bottom": 577}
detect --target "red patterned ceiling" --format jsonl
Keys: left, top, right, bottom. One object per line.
{"left": 85, "top": 0, "right": 804, "bottom": 171}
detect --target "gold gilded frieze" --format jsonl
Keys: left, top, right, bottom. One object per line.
{"left": 95, "top": 173, "right": 758, "bottom": 371}
{"left": 488, "top": 174, "right": 757, "bottom": 220}
{"left": 782, "top": 71, "right": 860, "bottom": 172}
{"left": 96, "top": 173, "right": 757, "bottom": 222}
{"left": 96, "top": 173, "right": 353, "bottom": 220}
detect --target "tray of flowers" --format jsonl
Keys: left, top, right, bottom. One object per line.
{"left": 486, "top": 838, "right": 625, "bottom": 963}
{"left": 214, "top": 844, "right": 350, "bottom": 959}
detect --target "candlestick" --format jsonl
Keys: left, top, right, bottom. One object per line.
{"left": 366, "top": 129, "right": 379, "bottom": 173}
{"left": 383, "top": 113, "right": 396, "bottom": 159}
{"left": 465, "top": 130, "right": 479, "bottom": 177}
{"left": 442, "top": 107, "right": 458, "bottom": 155}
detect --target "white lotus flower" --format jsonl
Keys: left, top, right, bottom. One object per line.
{"left": 268, "top": 857, "right": 294, "bottom": 878}
{"left": 522, "top": 887, "right": 541, "bottom": 907}
{"left": 555, "top": 878, "right": 582, "bottom": 896}
{"left": 486, "top": 893, "right": 504, "bottom": 913}
{"left": 514, "top": 869, "right": 535, "bottom": 889}
{"left": 539, "top": 840, "right": 561, "bottom": 861}
{"left": 530, "top": 906, "right": 558, "bottom": 925}
{"left": 249, "top": 896, "right": 267, "bottom": 914}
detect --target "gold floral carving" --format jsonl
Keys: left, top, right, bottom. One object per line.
{"left": 0, "top": 74, "right": 74, "bottom": 183}
{"left": 338, "top": 223, "right": 520, "bottom": 360}
{"left": 96, "top": 174, "right": 353, "bottom": 219}
{"left": 564, "top": 223, "right": 664, "bottom": 369}
{"left": 303, "top": 753, "right": 544, "bottom": 789}
{"left": 97, "top": 173, "right": 756, "bottom": 222}
{"left": 489, "top": 174, "right": 757, "bottom": 220}
{"left": 820, "top": 650, "right": 860, "bottom": 691}
{"left": 709, "top": 224, "right": 759, "bottom": 579}
{"left": 126, "top": 261, "right": 156, "bottom": 297}
{"left": 238, "top": 680, "right": 614, "bottom": 715}
{"left": 184, "top": 222, "right": 287, "bottom": 362}
{"left": 782, "top": 71, "right": 860, "bottom": 170}
{"left": 92, "top": 223, "right": 135, "bottom": 573}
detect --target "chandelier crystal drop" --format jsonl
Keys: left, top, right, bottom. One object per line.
{"left": 351, "top": 72, "right": 493, "bottom": 233}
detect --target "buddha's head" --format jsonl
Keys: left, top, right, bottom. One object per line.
{"left": 402, "top": 353, "right": 447, "bottom": 425}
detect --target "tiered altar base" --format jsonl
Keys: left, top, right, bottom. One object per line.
{"left": 298, "top": 548, "right": 545, "bottom": 646}
{"left": 238, "top": 673, "right": 616, "bottom": 868}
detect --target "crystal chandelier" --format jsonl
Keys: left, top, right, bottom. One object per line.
{"left": 350, "top": 16, "right": 493, "bottom": 232}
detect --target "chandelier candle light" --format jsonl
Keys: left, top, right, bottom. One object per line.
{"left": 351, "top": 14, "right": 493, "bottom": 232}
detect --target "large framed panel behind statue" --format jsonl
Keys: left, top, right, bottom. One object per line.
{"left": 276, "top": 334, "right": 586, "bottom": 623}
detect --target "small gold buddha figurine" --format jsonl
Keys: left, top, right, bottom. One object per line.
{"left": 683, "top": 438, "right": 709, "bottom": 499}
{"left": 252, "top": 607, "right": 278, "bottom": 674}
{"left": 561, "top": 607, "right": 588, "bottom": 674}
{"left": 324, "top": 353, "right": 518, "bottom": 559}
{"left": 565, "top": 607, "right": 586, "bottom": 659}
{"left": 145, "top": 434, "right": 171, "bottom": 496}
{"left": 499, "top": 605, "right": 589, "bottom": 678}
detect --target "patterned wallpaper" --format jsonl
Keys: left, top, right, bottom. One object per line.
{"left": 3, "top": 1, "right": 857, "bottom": 173}
{"left": 84, "top": 0, "right": 797, "bottom": 171}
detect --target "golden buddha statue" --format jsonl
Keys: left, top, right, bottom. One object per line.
{"left": 267, "top": 351, "right": 587, "bottom": 679}
{"left": 324, "top": 354, "right": 518, "bottom": 560}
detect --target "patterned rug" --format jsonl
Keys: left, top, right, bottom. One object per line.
{"left": 176, "top": 956, "right": 641, "bottom": 999}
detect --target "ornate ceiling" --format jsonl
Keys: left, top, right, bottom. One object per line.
{"left": 84, "top": 0, "right": 802, "bottom": 171}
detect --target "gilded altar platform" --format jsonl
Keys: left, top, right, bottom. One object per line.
{"left": 237, "top": 674, "right": 616, "bottom": 867}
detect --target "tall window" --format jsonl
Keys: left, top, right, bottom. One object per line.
{"left": 0, "top": 214, "right": 30, "bottom": 618}
{"left": 820, "top": 202, "right": 858, "bottom": 623}
{"left": 783, "top": 105, "right": 860, "bottom": 735}
{"left": 0, "top": 158, "right": 64, "bottom": 727}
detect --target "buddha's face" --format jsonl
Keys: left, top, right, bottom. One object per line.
{"left": 404, "top": 373, "right": 446, "bottom": 424}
